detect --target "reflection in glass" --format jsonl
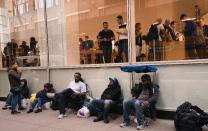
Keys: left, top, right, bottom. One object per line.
{"left": 1, "top": 0, "right": 46, "bottom": 68}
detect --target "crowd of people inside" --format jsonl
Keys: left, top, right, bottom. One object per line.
{"left": 2, "top": 5, "right": 208, "bottom": 66}
{"left": 79, "top": 15, "right": 128, "bottom": 64}
{"left": 2, "top": 37, "right": 40, "bottom": 67}
{"left": 79, "top": 5, "right": 208, "bottom": 63}
{"left": 2, "top": 62, "right": 160, "bottom": 130}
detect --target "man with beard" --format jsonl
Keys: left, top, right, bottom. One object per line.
{"left": 120, "top": 74, "right": 159, "bottom": 130}
{"left": 8, "top": 62, "right": 22, "bottom": 114}
{"left": 55, "top": 72, "right": 87, "bottom": 119}
{"left": 98, "top": 22, "right": 115, "bottom": 63}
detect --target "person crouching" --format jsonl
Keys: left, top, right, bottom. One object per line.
{"left": 27, "top": 83, "right": 55, "bottom": 113}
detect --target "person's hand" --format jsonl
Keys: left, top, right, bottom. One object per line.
{"left": 143, "top": 101, "right": 149, "bottom": 107}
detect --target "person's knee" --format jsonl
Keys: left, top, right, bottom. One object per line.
{"left": 134, "top": 100, "right": 142, "bottom": 108}
{"left": 104, "top": 100, "right": 112, "bottom": 108}
{"left": 123, "top": 99, "right": 130, "bottom": 107}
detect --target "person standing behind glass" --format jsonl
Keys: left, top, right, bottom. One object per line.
{"left": 180, "top": 14, "right": 198, "bottom": 59}
{"left": 83, "top": 36, "right": 93, "bottom": 50}
{"left": 195, "top": 18, "right": 207, "bottom": 59}
{"left": 98, "top": 22, "right": 115, "bottom": 63}
{"left": 135, "top": 23, "right": 142, "bottom": 62}
{"left": 30, "top": 37, "right": 38, "bottom": 55}
{"left": 8, "top": 62, "right": 22, "bottom": 114}
{"left": 195, "top": 5, "right": 201, "bottom": 20}
{"left": 115, "top": 15, "right": 128, "bottom": 63}
{"left": 202, "top": 18, "right": 208, "bottom": 45}
{"left": 20, "top": 41, "right": 30, "bottom": 56}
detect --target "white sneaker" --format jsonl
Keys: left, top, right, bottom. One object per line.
{"left": 137, "top": 125, "right": 144, "bottom": 130}
{"left": 120, "top": 122, "right": 130, "bottom": 128}
{"left": 58, "top": 114, "right": 64, "bottom": 119}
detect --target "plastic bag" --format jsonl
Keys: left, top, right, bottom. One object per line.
{"left": 77, "top": 106, "right": 90, "bottom": 118}
{"left": 21, "top": 98, "right": 30, "bottom": 108}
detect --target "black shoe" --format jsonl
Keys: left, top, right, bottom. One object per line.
{"left": 11, "top": 110, "right": 21, "bottom": 114}
{"left": 34, "top": 108, "right": 42, "bottom": 113}
{"left": 27, "top": 109, "right": 33, "bottom": 113}
{"left": 2, "top": 105, "right": 8, "bottom": 110}
{"left": 104, "top": 118, "right": 109, "bottom": 124}
{"left": 93, "top": 115, "right": 103, "bottom": 122}
{"left": 18, "top": 107, "right": 25, "bottom": 110}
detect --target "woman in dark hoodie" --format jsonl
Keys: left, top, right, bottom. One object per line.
{"left": 20, "top": 79, "right": 30, "bottom": 99}
{"left": 90, "top": 77, "right": 123, "bottom": 123}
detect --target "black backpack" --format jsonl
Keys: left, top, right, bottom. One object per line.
{"left": 174, "top": 102, "right": 208, "bottom": 131}
{"left": 147, "top": 24, "right": 159, "bottom": 41}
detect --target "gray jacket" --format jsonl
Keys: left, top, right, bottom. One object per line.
{"left": 8, "top": 69, "right": 22, "bottom": 88}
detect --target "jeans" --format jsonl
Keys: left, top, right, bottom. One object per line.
{"left": 123, "top": 99, "right": 144, "bottom": 126}
{"left": 6, "top": 93, "right": 22, "bottom": 107}
{"left": 30, "top": 98, "right": 49, "bottom": 110}
{"left": 185, "top": 36, "right": 197, "bottom": 59}
{"left": 101, "top": 43, "right": 112, "bottom": 63}
{"left": 5, "top": 93, "right": 12, "bottom": 105}
{"left": 116, "top": 39, "right": 128, "bottom": 62}
{"left": 90, "top": 99, "right": 114, "bottom": 119}
{"left": 11, "top": 87, "right": 21, "bottom": 111}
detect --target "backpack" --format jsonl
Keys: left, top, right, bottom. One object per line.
{"left": 174, "top": 102, "right": 208, "bottom": 131}
{"left": 147, "top": 24, "right": 159, "bottom": 41}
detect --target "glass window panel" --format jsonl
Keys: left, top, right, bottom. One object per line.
{"left": 1, "top": 0, "right": 47, "bottom": 68}
{"left": 47, "top": 0, "right": 128, "bottom": 66}
{"left": 134, "top": 0, "right": 208, "bottom": 62}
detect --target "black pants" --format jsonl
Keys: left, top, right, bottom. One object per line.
{"left": 116, "top": 39, "right": 128, "bottom": 62}
{"left": 101, "top": 43, "right": 112, "bottom": 63}
{"left": 185, "top": 36, "right": 197, "bottom": 59}
{"left": 56, "top": 88, "right": 84, "bottom": 114}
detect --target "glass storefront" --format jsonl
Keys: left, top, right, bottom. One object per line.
{"left": 134, "top": 0, "right": 208, "bottom": 62}
{"left": 0, "top": 0, "right": 208, "bottom": 68}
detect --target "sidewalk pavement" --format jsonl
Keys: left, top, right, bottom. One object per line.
{"left": 0, "top": 102, "right": 178, "bottom": 131}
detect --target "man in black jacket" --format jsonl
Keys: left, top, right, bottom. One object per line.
{"left": 8, "top": 62, "right": 22, "bottom": 114}
{"left": 90, "top": 77, "right": 123, "bottom": 123}
{"left": 120, "top": 74, "right": 159, "bottom": 130}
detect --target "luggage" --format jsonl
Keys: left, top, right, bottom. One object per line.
{"left": 174, "top": 102, "right": 208, "bottom": 131}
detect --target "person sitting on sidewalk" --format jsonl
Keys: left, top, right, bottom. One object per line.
{"left": 54, "top": 72, "right": 87, "bottom": 119}
{"left": 90, "top": 77, "right": 123, "bottom": 123}
{"left": 27, "top": 83, "right": 55, "bottom": 113}
{"left": 120, "top": 74, "right": 159, "bottom": 130}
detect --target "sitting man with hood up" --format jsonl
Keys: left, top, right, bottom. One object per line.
{"left": 90, "top": 77, "right": 123, "bottom": 123}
